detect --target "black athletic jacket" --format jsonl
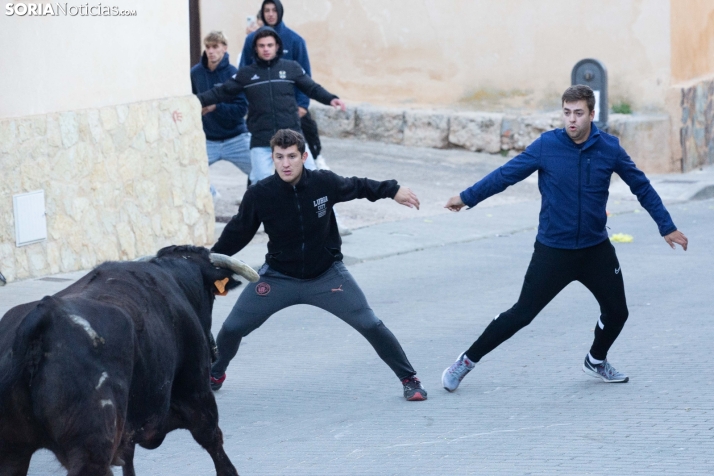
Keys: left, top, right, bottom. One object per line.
{"left": 197, "top": 26, "right": 337, "bottom": 148}
{"left": 211, "top": 169, "right": 400, "bottom": 279}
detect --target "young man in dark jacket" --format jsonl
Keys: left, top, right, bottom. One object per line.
{"left": 240, "top": 0, "right": 328, "bottom": 170}
{"left": 209, "top": 129, "right": 427, "bottom": 401}
{"left": 197, "top": 27, "right": 345, "bottom": 184}
{"left": 441, "top": 85, "right": 688, "bottom": 392}
{"left": 190, "top": 31, "right": 251, "bottom": 197}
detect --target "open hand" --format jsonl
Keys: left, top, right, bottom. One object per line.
{"left": 330, "top": 98, "right": 347, "bottom": 111}
{"left": 664, "top": 230, "right": 688, "bottom": 251}
{"left": 444, "top": 195, "right": 466, "bottom": 212}
{"left": 394, "top": 187, "right": 420, "bottom": 210}
{"left": 201, "top": 105, "right": 216, "bottom": 116}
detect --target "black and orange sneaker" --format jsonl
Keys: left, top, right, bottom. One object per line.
{"left": 402, "top": 376, "right": 427, "bottom": 401}
{"left": 210, "top": 373, "right": 226, "bottom": 391}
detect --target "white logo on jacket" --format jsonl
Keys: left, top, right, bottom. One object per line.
{"left": 250, "top": 74, "right": 260, "bottom": 80}
{"left": 279, "top": 70, "right": 286, "bottom": 79}
{"left": 314, "top": 196, "right": 328, "bottom": 218}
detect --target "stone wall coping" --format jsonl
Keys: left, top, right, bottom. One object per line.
{"left": 311, "top": 103, "right": 677, "bottom": 173}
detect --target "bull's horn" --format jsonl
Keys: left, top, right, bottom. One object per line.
{"left": 133, "top": 255, "right": 155, "bottom": 262}
{"left": 209, "top": 254, "right": 259, "bottom": 282}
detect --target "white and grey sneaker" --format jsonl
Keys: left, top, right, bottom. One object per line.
{"left": 442, "top": 352, "right": 475, "bottom": 392}
{"left": 582, "top": 356, "right": 629, "bottom": 383}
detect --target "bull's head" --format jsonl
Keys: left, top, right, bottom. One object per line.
{"left": 140, "top": 245, "right": 259, "bottom": 362}
{"left": 138, "top": 245, "right": 259, "bottom": 296}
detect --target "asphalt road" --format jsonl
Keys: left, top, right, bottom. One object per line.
{"left": 15, "top": 178, "right": 714, "bottom": 474}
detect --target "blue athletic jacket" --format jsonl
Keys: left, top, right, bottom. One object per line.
{"left": 240, "top": 0, "right": 312, "bottom": 109}
{"left": 190, "top": 52, "right": 249, "bottom": 141}
{"left": 460, "top": 124, "right": 677, "bottom": 249}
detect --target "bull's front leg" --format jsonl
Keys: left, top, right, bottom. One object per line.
{"left": 173, "top": 398, "right": 238, "bottom": 476}
{"left": 200, "top": 425, "right": 238, "bottom": 476}
{"left": 119, "top": 442, "right": 136, "bottom": 476}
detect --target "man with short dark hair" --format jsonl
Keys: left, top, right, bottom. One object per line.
{"left": 240, "top": 0, "right": 328, "bottom": 168}
{"left": 209, "top": 129, "right": 428, "bottom": 401}
{"left": 441, "top": 84, "right": 688, "bottom": 392}
{"left": 197, "top": 27, "right": 345, "bottom": 184}
{"left": 191, "top": 31, "right": 251, "bottom": 197}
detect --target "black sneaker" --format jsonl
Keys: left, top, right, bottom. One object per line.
{"left": 402, "top": 376, "right": 427, "bottom": 401}
{"left": 210, "top": 373, "right": 226, "bottom": 391}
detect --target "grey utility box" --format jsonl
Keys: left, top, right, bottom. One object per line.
{"left": 571, "top": 59, "right": 608, "bottom": 129}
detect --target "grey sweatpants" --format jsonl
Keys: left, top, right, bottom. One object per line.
{"left": 212, "top": 261, "right": 416, "bottom": 380}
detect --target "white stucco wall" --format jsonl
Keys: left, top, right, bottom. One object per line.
{"left": 0, "top": 1, "right": 191, "bottom": 119}
{"left": 201, "top": 0, "right": 674, "bottom": 112}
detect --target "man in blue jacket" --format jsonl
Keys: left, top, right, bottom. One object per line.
{"left": 240, "top": 0, "right": 328, "bottom": 170}
{"left": 191, "top": 31, "right": 251, "bottom": 197}
{"left": 441, "top": 85, "right": 688, "bottom": 392}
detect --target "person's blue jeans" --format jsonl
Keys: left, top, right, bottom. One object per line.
{"left": 206, "top": 132, "right": 251, "bottom": 197}
{"left": 250, "top": 146, "right": 316, "bottom": 183}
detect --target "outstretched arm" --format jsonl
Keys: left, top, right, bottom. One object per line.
{"left": 458, "top": 137, "right": 541, "bottom": 208}
{"left": 614, "top": 146, "right": 677, "bottom": 238}
{"left": 293, "top": 63, "right": 340, "bottom": 106}
{"left": 211, "top": 189, "right": 261, "bottom": 256}
{"left": 393, "top": 187, "right": 420, "bottom": 210}
{"left": 664, "top": 230, "right": 688, "bottom": 251}
{"left": 196, "top": 76, "right": 245, "bottom": 108}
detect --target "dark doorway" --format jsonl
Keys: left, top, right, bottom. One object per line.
{"left": 189, "top": 0, "right": 201, "bottom": 67}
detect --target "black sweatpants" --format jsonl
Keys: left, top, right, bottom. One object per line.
{"left": 465, "top": 239, "right": 629, "bottom": 363}
{"left": 300, "top": 111, "right": 322, "bottom": 159}
{"left": 212, "top": 261, "right": 416, "bottom": 380}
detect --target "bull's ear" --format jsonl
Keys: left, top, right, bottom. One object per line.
{"left": 214, "top": 278, "right": 230, "bottom": 296}
{"left": 213, "top": 277, "right": 243, "bottom": 296}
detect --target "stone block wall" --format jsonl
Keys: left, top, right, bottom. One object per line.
{"left": 501, "top": 112, "right": 563, "bottom": 151}
{"left": 0, "top": 95, "right": 214, "bottom": 283}
{"left": 312, "top": 104, "right": 681, "bottom": 173}
{"left": 608, "top": 114, "right": 677, "bottom": 173}
{"left": 680, "top": 77, "right": 714, "bottom": 171}
{"left": 449, "top": 112, "right": 503, "bottom": 153}
{"left": 312, "top": 104, "right": 564, "bottom": 156}
{"left": 403, "top": 110, "right": 450, "bottom": 148}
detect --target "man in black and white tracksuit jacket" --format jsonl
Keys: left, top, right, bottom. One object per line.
{"left": 197, "top": 26, "right": 345, "bottom": 184}
{"left": 208, "top": 129, "right": 428, "bottom": 401}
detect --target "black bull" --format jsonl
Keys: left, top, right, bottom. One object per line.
{"left": 0, "top": 245, "right": 258, "bottom": 476}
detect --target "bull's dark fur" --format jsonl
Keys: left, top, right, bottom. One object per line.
{"left": 0, "top": 245, "right": 242, "bottom": 476}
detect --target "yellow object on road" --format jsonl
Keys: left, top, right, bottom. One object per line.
{"left": 610, "top": 233, "right": 634, "bottom": 243}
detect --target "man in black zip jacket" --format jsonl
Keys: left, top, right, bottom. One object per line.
{"left": 241, "top": 0, "right": 329, "bottom": 170}
{"left": 197, "top": 26, "right": 345, "bottom": 184}
{"left": 209, "top": 129, "right": 427, "bottom": 401}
